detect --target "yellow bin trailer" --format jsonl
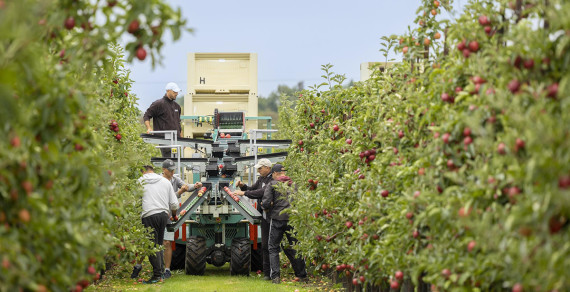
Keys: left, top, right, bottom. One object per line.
{"left": 184, "top": 53, "right": 258, "bottom": 139}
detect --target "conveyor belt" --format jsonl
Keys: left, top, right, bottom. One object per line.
{"left": 150, "top": 157, "right": 208, "bottom": 170}
{"left": 221, "top": 188, "right": 262, "bottom": 224}
{"left": 166, "top": 186, "right": 210, "bottom": 232}
{"left": 237, "top": 139, "right": 292, "bottom": 145}
{"left": 140, "top": 134, "right": 213, "bottom": 145}
{"left": 233, "top": 152, "right": 288, "bottom": 162}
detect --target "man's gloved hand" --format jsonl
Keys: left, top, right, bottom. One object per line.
{"left": 194, "top": 182, "right": 203, "bottom": 189}
{"left": 170, "top": 215, "right": 179, "bottom": 222}
{"left": 234, "top": 190, "right": 245, "bottom": 196}
{"left": 236, "top": 180, "right": 244, "bottom": 188}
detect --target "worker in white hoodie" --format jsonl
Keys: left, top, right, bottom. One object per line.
{"left": 138, "top": 165, "right": 179, "bottom": 284}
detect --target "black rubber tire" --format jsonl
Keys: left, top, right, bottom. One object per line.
{"left": 170, "top": 243, "right": 186, "bottom": 271}
{"left": 250, "top": 243, "right": 263, "bottom": 272}
{"left": 185, "top": 236, "right": 207, "bottom": 275}
{"left": 230, "top": 237, "right": 251, "bottom": 276}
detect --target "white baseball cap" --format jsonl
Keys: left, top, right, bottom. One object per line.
{"left": 165, "top": 82, "right": 181, "bottom": 93}
{"left": 254, "top": 158, "right": 272, "bottom": 169}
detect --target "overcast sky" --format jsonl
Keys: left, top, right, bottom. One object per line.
{"left": 126, "top": 0, "right": 465, "bottom": 112}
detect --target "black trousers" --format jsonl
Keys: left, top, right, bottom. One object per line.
{"left": 141, "top": 212, "right": 169, "bottom": 279}
{"left": 268, "top": 219, "right": 307, "bottom": 279}
{"left": 261, "top": 217, "right": 270, "bottom": 277}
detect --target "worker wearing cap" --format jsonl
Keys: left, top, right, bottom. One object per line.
{"left": 160, "top": 159, "right": 202, "bottom": 279}
{"left": 262, "top": 164, "right": 307, "bottom": 284}
{"left": 143, "top": 82, "right": 183, "bottom": 157}
{"left": 233, "top": 158, "right": 273, "bottom": 280}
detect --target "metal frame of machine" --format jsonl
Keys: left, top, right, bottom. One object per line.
{"left": 140, "top": 109, "right": 290, "bottom": 275}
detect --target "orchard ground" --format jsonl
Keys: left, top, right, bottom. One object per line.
{"left": 86, "top": 262, "right": 342, "bottom": 292}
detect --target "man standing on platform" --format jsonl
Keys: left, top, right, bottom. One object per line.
{"left": 143, "top": 82, "right": 182, "bottom": 158}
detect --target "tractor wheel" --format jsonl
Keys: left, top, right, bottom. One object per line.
{"left": 250, "top": 243, "right": 263, "bottom": 272}
{"left": 230, "top": 237, "right": 251, "bottom": 276}
{"left": 185, "top": 236, "right": 207, "bottom": 275}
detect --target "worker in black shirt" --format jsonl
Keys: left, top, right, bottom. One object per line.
{"left": 143, "top": 82, "right": 182, "bottom": 157}
{"left": 234, "top": 158, "right": 273, "bottom": 280}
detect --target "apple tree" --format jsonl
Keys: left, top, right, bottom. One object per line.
{"left": 0, "top": 0, "right": 188, "bottom": 291}
{"left": 279, "top": 0, "right": 569, "bottom": 291}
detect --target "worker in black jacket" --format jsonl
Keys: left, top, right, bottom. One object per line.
{"left": 234, "top": 158, "right": 273, "bottom": 280}
{"left": 262, "top": 164, "right": 307, "bottom": 284}
{"left": 143, "top": 82, "right": 182, "bottom": 157}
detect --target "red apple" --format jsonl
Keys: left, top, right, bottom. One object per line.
{"left": 456, "top": 40, "right": 466, "bottom": 51}
{"left": 19, "top": 209, "right": 30, "bottom": 223}
{"left": 523, "top": 59, "right": 534, "bottom": 69}
{"left": 515, "top": 138, "right": 525, "bottom": 152}
{"left": 469, "top": 41, "right": 479, "bottom": 52}
{"left": 414, "top": 191, "right": 421, "bottom": 198}
{"left": 346, "top": 139, "right": 352, "bottom": 145}
{"left": 497, "top": 143, "right": 506, "bottom": 155}
{"left": 345, "top": 221, "right": 353, "bottom": 228}
{"left": 467, "top": 240, "right": 476, "bottom": 252}
{"left": 21, "top": 181, "right": 33, "bottom": 195}
{"left": 10, "top": 136, "right": 20, "bottom": 147}
{"left": 333, "top": 124, "right": 339, "bottom": 131}
{"left": 390, "top": 281, "right": 400, "bottom": 289}
{"left": 546, "top": 83, "right": 558, "bottom": 98}
{"left": 127, "top": 19, "right": 140, "bottom": 34}
{"left": 512, "top": 283, "right": 523, "bottom": 292}
{"left": 559, "top": 175, "right": 570, "bottom": 189}
{"left": 441, "top": 268, "right": 451, "bottom": 279}
{"left": 381, "top": 190, "right": 389, "bottom": 197}
{"left": 464, "top": 136, "right": 473, "bottom": 145}
{"left": 508, "top": 79, "right": 521, "bottom": 93}
{"left": 412, "top": 230, "right": 419, "bottom": 238}
{"left": 395, "top": 270, "right": 404, "bottom": 281}
{"left": 64, "top": 17, "right": 75, "bottom": 30}
{"left": 136, "top": 47, "right": 147, "bottom": 61}
{"left": 442, "top": 133, "right": 450, "bottom": 144}
{"left": 478, "top": 15, "right": 490, "bottom": 26}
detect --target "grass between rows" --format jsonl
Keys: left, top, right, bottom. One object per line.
{"left": 86, "top": 262, "right": 343, "bottom": 292}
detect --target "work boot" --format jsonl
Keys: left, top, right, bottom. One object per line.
{"left": 272, "top": 277, "right": 280, "bottom": 284}
{"left": 130, "top": 265, "right": 142, "bottom": 279}
{"left": 263, "top": 276, "right": 271, "bottom": 281}
{"left": 143, "top": 277, "right": 160, "bottom": 284}
{"left": 298, "top": 277, "right": 309, "bottom": 283}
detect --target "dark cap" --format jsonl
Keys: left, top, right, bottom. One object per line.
{"left": 271, "top": 164, "right": 286, "bottom": 173}
{"left": 162, "top": 159, "right": 176, "bottom": 171}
